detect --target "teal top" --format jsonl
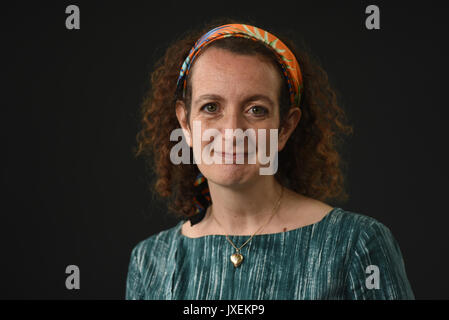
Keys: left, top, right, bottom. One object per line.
{"left": 125, "top": 207, "right": 415, "bottom": 300}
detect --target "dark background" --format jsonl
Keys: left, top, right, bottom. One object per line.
{"left": 1, "top": 0, "right": 448, "bottom": 299}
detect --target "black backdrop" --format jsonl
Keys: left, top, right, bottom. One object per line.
{"left": 1, "top": 0, "right": 448, "bottom": 299}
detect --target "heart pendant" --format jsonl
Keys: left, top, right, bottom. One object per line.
{"left": 230, "top": 253, "right": 244, "bottom": 267}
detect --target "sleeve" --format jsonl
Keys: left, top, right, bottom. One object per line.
{"left": 125, "top": 243, "right": 145, "bottom": 300}
{"left": 345, "top": 220, "right": 415, "bottom": 300}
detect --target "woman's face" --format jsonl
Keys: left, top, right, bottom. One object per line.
{"left": 176, "top": 47, "right": 297, "bottom": 188}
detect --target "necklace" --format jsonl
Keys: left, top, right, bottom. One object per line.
{"left": 210, "top": 186, "right": 284, "bottom": 267}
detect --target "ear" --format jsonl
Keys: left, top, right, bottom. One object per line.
{"left": 175, "top": 100, "right": 192, "bottom": 147}
{"left": 278, "top": 107, "right": 301, "bottom": 151}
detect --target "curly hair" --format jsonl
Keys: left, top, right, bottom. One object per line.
{"left": 134, "top": 17, "right": 354, "bottom": 219}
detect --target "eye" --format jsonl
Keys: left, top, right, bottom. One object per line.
{"left": 200, "top": 103, "right": 218, "bottom": 113}
{"left": 248, "top": 105, "right": 268, "bottom": 116}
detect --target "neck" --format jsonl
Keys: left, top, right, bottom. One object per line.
{"left": 205, "top": 176, "right": 283, "bottom": 234}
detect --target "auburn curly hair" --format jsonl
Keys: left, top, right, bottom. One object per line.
{"left": 134, "top": 17, "right": 354, "bottom": 219}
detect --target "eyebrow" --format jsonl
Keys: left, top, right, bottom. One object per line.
{"left": 194, "top": 94, "right": 275, "bottom": 107}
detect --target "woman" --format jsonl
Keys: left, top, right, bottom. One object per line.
{"left": 126, "top": 18, "right": 415, "bottom": 300}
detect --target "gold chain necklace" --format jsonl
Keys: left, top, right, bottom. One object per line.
{"left": 210, "top": 186, "right": 284, "bottom": 268}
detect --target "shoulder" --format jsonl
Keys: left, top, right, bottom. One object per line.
{"left": 126, "top": 221, "right": 184, "bottom": 299}
{"left": 129, "top": 221, "right": 184, "bottom": 266}
{"left": 328, "top": 208, "right": 405, "bottom": 265}
{"left": 316, "top": 207, "right": 398, "bottom": 254}
{"left": 334, "top": 209, "right": 415, "bottom": 299}
{"left": 285, "top": 192, "right": 386, "bottom": 236}
{"left": 326, "top": 207, "right": 390, "bottom": 233}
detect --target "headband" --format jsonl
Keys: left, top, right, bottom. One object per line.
{"left": 176, "top": 23, "right": 304, "bottom": 108}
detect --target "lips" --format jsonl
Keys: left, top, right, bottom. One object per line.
{"left": 218, "top": 152, "right": 246, "bottom": 159}
{"left": 220, "top": 152, "right": 247, "bottom": 156}
{"left": 215, "top": 151, "right": 256, "bottom": 162}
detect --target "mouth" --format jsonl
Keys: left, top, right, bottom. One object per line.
{"left": 215, "top": 151, "right": 256, "bottom": 161}
{"left": 219, "top": 152, "right": 246, "bottom": 157}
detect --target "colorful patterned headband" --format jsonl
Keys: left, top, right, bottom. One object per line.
{"left": 176, "top": 23, "right": 304, "bottom": 108}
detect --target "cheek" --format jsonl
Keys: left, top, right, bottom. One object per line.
{"left": 254, "top": 128, "right": 278, "bottom": 157}
{"left": 189, "top": 121, "right": 222, "bottom": 160}
{"left": 256, "top": 119, "right": 279, "bottom": 145}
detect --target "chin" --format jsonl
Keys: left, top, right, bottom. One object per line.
{"left": 199, "top": 163, "right": 260, "bottom": 188}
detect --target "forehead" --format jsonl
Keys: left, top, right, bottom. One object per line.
{"left": 189, "top": 47, "right": 281, "bottom": 98}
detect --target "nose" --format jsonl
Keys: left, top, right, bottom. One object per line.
{"left": 217, "top": 107, "right": 248, "bottom": 152}
{"left": 219, "top": 108, "right": 247, "bottom": 132}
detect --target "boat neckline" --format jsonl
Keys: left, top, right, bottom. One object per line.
{"left": 177, "top": 207, "right": 340, "bottom": 240}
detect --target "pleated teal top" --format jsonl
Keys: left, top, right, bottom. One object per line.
{"left": 126, "top": 207, "right": 415, "bottom": 299}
